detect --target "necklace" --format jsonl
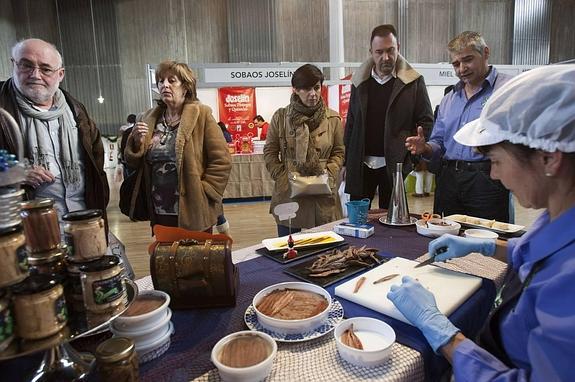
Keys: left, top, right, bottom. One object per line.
{"left": 160, "top": 111, "right": 180, "bottom": 145}
{"left": 163, "top": 110, "right": 181, "bottom": 127}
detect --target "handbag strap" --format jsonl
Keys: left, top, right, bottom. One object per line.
{"left": 129, "top": 165, "right": 145, "bottom": 219}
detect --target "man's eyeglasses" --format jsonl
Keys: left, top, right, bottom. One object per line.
{"left": 11, "top": 59, "right": 62, "bottom": 77}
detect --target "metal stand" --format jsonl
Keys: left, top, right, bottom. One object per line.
{"left": 29, "top": 342, "right": 94, "bottom": 382}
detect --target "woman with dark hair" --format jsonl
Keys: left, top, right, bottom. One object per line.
{"left": 125, "top": 60, "right": 231, "bottom": 232}
{"left": 218, "top": 121, "right": 233, "bottom": 143}
{"left": 390, "top": 65, "right": 575, "bottom": 381}
{"left": 264, "top": 64, "right": 344, "bottom": 236}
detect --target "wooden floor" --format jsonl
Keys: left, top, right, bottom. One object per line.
{"left": 106, "top": 171, "right": 542, "bottom": 279}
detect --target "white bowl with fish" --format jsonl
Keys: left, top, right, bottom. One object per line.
{"left": 211, "top": 330, "right": 277, "bottom": 382}
{"left": 416, "top": 219, "right": 461, "bottom": 238}
{"left": 252, "top": 281, "right": 332, "bottom": 334}
{"left": 334, "top": 317, "right": 396, "bottom": 367}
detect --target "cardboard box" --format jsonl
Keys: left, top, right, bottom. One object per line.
{"left": 333, "top": 223, "right": 374, "bottom": 238}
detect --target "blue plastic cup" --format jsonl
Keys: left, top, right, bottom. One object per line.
{"left": 346, "top": 198, "right": 370, "bottom": 225}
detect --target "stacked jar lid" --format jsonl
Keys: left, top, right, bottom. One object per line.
{"left": 62, "top": 210, "right": 127, "bottom": 317}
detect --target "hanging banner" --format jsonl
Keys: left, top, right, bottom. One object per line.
{"left": 321, "top": 85, "right": 329, "bottom": 106}
{"left": 218, "top": 87, "right": 257, "bottom": 138}
{"left": 339, "top": 74, "right": 352, "bottom": 127}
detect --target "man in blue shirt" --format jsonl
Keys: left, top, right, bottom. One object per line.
{"left": 406, "top": 31, "right": 511, "bottom": 222}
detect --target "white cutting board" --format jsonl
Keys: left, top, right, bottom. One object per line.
{"left": 335, "top": 257, "right": 482, "bottom": 325}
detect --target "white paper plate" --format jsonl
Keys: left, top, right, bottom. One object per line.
{"left": 445, "top": 214, "right": 524, "bottom": 234}
{"left": 244, "top": 300, "right": 344, "bottom": 343}
{"left": 261, "top": 231, "right": 345, "bottom": 252}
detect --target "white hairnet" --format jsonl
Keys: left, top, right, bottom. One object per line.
{"left": 454, "top": 64, "right": 575, "bottom": 153}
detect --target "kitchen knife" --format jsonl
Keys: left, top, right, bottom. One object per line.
{"left": 414, "top": 246, "right": 447, "bottom": 268}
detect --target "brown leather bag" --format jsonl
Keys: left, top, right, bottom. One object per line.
{"left": 149, "top": 225, "right": 238, "bottom": 309}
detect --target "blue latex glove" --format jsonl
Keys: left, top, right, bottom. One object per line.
{"left": 387, "top": 276, "right": 460, "bottom": 353}
{"left": 429, "top": 234, "right": 496, "bottom": 262}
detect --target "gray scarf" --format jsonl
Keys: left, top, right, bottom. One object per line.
{"left": 14, "top": 85, "right": 81, "bottom": 186}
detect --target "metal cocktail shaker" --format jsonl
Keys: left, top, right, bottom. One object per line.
{"left": 386, "top": 162, "right": 411, "bottom": 225}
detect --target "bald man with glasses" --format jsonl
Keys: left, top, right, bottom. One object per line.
{"left": 0, "top": 38, "right": 109, "bottom": 228}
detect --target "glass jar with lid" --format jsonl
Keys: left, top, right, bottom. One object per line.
{"left": 0, "top": 224, "right": 28, "bottom": 288}
{"left": 20, "top": 198, "right": 61, "bottom": 253}
{"left": 0, "top": 289, "right": 15, "bottom": 352}
{"left": 80, "top": 255, "right": 127, "bottom": 314}
{"left": 95, "top": 337, "right": 139, "bottom": 382}
{"left": 65, "top": 256, "right": 100, "bottom": 314}
{"left": 62, "top": 209, "right": 107, "bottom": 262}
{"left": 12, "top": 274, "right": 68, "bottom": 340}
{"left": 28, "top": 245, "right": 67, "bottom": 280}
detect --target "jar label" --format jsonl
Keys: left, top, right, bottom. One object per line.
{"left": 92, "top": 273, "right": 125, "bottom": 305}
{"left": 0, "top": 308, "right": 14, "bottom": 341}
{"left": 16, "top": 244, "right": 28, "bottom": 272}
{"left": 54, "top": 294, "right": 68, "bottom": 324}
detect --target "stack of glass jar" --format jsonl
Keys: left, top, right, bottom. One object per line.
{"left": 62, "top": 210, "right": 127, "bottom": 318}
{"left": 0, "top": 190, "right": 69, "bottom": 351}
{"left": 0, "top": 187, "right": 129, "bottom": 351}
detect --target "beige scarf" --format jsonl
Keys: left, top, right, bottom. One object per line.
{"left": 286, "top": 93, "right": 326, "bottom": 176}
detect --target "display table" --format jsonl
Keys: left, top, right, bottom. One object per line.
{"left": 223, "top": 153, "right": 274, "bottom": 199}
{"left": 134, "top": 211, "right": 508, "bottom": 382}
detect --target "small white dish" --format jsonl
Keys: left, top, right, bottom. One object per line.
{"left": 113, "top": 290, "right": 170, "bottom": 332}
{"left": 334, "top": 317, "right": 396, "bottom": 367}
{"left": 427, "top": 218, "right": 460, "bottom": 231}
{"left": 244, "top": 300, "right": 344, "bottom": 343}
{"left": 136, "top": 321, "right": 174, "bottom": 364}
{"left": 252, "top": 282, "right": 332, "bottom": 334}
{"left": 415, "top": 219, "right": 460, "bottom": 238}
{"left": 111, "top": 308, "right": 172, "bottom": 346}
{"left": 464, "top": 228, "right": 499, "bottom": 242}
{"left": 211, "top": 330, "right": 277, "bottom": 382}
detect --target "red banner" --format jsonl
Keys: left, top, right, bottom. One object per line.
{"left": 321, "top": 85, "right": 329, "bottom": 106}
{"left": 218, "top": 87, "right": 257, "bottom": 138}
{"left": 339, "top": 74, "right": 352, "bottom": 127}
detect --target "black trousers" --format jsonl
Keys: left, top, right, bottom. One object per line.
{"left": 434, "top": 160, "right": 510, "bottom": 222}
{"left": 350, "top": 164, "right": 393, "bottom": 209}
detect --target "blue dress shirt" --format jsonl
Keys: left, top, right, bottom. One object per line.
{"left": 452, "top": 205, "right": 575, "bottom": 381}
{"left": 428, "top": 66, "right": 511, "bottom": 161}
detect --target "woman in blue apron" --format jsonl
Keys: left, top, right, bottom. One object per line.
{"left": 388, "top": 65, "right": 575, "bottom": 381}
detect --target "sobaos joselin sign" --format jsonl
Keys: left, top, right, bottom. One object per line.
{"left": 205, "top": 67, "right": 296, "bottom": 84}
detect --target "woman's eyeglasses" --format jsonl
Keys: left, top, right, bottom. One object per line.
{"left": 11, "top": 59, "right": 62, "bottom": 77}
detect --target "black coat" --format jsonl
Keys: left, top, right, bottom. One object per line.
{"left": 343, "top": 55, "right": 433, "bottom": 196}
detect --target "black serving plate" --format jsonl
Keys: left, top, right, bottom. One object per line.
{"left": 283, "top": 249, "right": 389, "bottom": 288}
{"left": 256, "top": 241, "right": 348, "bottom": 264}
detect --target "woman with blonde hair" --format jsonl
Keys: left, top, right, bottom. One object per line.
{"left": 125, "top": 61, "right": 231, "bottom": 232}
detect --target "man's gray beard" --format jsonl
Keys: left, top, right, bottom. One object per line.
{"left": 20, "top": 86, "right": 54, "bottom": 106}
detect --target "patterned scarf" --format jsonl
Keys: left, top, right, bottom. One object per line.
{"left": 13, "top": 84, "right": 81, "bottom": 186}
{"left": 287, "top": 93, "right": 326, "bottom": 176}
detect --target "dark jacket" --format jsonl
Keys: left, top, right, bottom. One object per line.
{"left": 343, "top": 55, "right": 433, "bottom": 196}
{"left": 0, "top": 79, "right": 110, "bottom": 226}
